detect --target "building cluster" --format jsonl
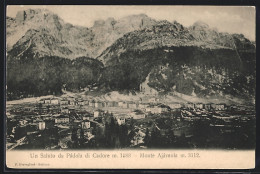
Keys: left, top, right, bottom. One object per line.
{"left": 6, "top": 94, "right": 255, "bottom": 150}
{"left": 37, "top": 96, "right": 241, "bottom": 112}
{"left": 185, "top": 102, "right": 226, "bottom": 111}
{"left": 8, "top": 95, "right": 253, "bottom": 132}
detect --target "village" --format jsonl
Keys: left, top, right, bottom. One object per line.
{"left": 6, "top": 94, "right": 255, "bottom": 150}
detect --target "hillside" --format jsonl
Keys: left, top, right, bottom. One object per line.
{"left": 97, "top": 20, "right": 255, "bottom": 101}
{"left": 7, "top": 55, "right": 103, "bottom": 100}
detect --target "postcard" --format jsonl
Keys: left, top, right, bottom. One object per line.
{"left": 5, "top": 5, "right": 256, "bottom": 169}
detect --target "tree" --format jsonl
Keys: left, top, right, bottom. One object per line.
{"left": 129, "top": 117, "right": 135, "bottom": 129}
{"left": 104, "top": 122, "right": 112, "bottom": 147}
{"left": 149, "top": 126, "right": 162, "bottom": 148}
{"left": 192, "top": 120, "right": 210, "bottom": 148}
{"left": 94, "top": 126, "right": 106, "bottom": 148}
{"left": 71, "top": 128, "right": 78, "bottom": 148}
{"left": 143, "top": 128, "right": 150, "bottom": 146}
{"left": 165, "top": 128, "right": 175, "bottom": 147}
{"left": 79, "top": 128, "right": 85, "bottom": 147}
{"left": 119, "top": 125, "right": 129, "bottom": 147}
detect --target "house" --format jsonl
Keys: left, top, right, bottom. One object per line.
{"left": 89, "top": 100, "right": 95, "bottom": 107}
{"left": 106, "top": 101, "right": 118, "bottom": 107}
{"left": 81, "top": 121, "right": 91, "bottom": 129}
{"left": 195, "top": 103, "right": 204, "bottom": 109}
{"left": 76, "top": 110, "right": 89, "bottom": 116}
{"left": 51, "top": 98, "right": 59, "bottom": 105}
{"left": 83, "top": 116, "right": 94, "bottom": 121}
{"left": 116, "top": 117, "right": 126, "bottom": 125}
{"left": 132, "top": 113, "right": 146, "bottom": 119}
{"left": 105, "top": 101, "right": 114, "bottom": 107}
{"left": 39, "top": 99, "right": 45, "bottom": 104}
{"left": 103, "top": 102, "right": 108, "bottom": 107}
{"left": 212, "top": 103, "right": 226, "bottom": 110}
{"left": 49, "top": 107, "right": 60, "bottom": 114}
{"left": 186, "top": 102, "right": 195, "bottom": 109}
{"left": 69, "top": 100, "right": 77, "bottom": 106}
{"left": 159, "top": 105, "right": 169, "bottom": 113}
{"left": 138, "top": 103, "right": 149, "bottom": 109}
{"left": 216, "top": 103, "right": 226, "bottom": 110}
{"left": 23, "top": 107, "right": 33, "bottom": 112}
{"left": 148, "top": 98, "right": 159, "bottom": 103}
{"left": 145, "top": 107, "right": 152, "bottom": 113}
{"left": 61, "top": 107, "right": 69, "bottom": 114}
{"left": 128, "top": 103, "right": 138, "bottom": 109}
{"left": 94, "top": 111, "right": 101, "bottom": 117}
{"left": 95, "top": 102, "right": 103, "bottom": 108}
{"left": 122, "top": 102, "right": 129, "bottom": 109}
{"left": 204, "top": 103, "right": 212, "bottom": 110}
{"left": 130, "top": 110, "right": 146, "bottom": 119}
{"left": 44, "top": 98, "right": 51, "bottom": 104}
{"left": 102, "top": 101, "right": 118, "bottom": 107}
{"left": 157, "top": 107, "right": 168, "bottom": 113}
{"left": 84, "top": 100, "right": 89, "bottom": 105}
{"left": 55, "top": 115, "right": 69, "bottom": 124}
{"left": 60, "top": 99, "right": 69, "bottom": 105}
{"left": 78, "top": 100, "right": 85, "bottom": 106}
{"left": 168, "top": 103, "right": 182, "bottom": 109}
{"left": 145, "top": 105, "right": 168, "bottom": 114}
{"left": 118, "top": 101, "right": 124, "bottom": 107}
{"left": 38, "top": 122, "right": 46, "bottom": 130}
{"left": 111, "top": 101, "right": 118, "bottom": 107}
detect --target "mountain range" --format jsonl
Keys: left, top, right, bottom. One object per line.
{"left": 6, "top": 9, "right": 256, "bottom": 103}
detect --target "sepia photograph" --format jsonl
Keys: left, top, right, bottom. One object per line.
{"left": 5, "top": 5, "right": 256, "bottom": 169}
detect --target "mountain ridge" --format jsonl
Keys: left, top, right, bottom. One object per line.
{"left": 7, "top": 9, "right": 255, "bottom": 60}
{"left": 98, "top": 20, "right": 255, "bottom": 65}
{"left": 6, "top": 9, "right": 256, "bottom": 103}
{"left": 7, "top": 9, "right": 160, "bottom": 59}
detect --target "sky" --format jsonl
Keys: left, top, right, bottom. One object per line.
{"left": 6, "top": 5, "right": 256, "bottom": 41}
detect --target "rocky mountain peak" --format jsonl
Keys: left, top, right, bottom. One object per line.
{"left": 106, "top": 17, "right": 116, "bottom": 26}
{"left": 93, "top": 17, "right": 116, "bottom": 30}
{"left": 7, "top": 10, "right": 255, "bottom": 61}
{"left": 93, "top": 19, "right": 105, "bottom": 27}
{"left": 117, "top": 13, "right": 156, "bottom": 30}
{"left": 192, "top": 20, "right": 210, "bottom": 30}
{"left": 15, "top": 8, "right": 59, "bottom": 24}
